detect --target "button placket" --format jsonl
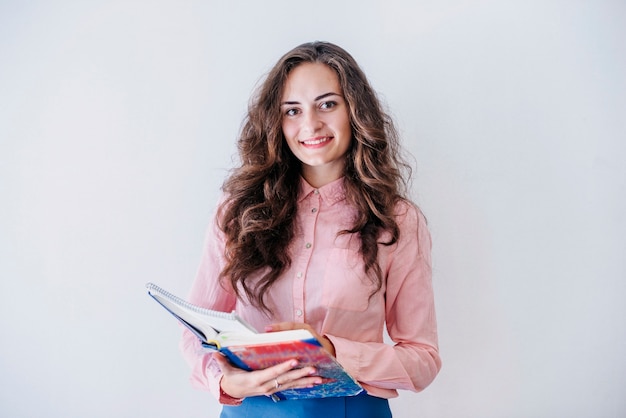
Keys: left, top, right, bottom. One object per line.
{"left": 292, "top": 191, "right": 321, "bottom": 322}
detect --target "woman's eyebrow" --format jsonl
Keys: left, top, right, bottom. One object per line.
{"left": 281, "top": 92, "right": 341, "bottom": 106}
{"left": 314, "top": 92, "right": 341, "bottom": 101}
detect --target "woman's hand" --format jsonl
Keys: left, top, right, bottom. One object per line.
{"left": 213, "top": 352, "right": 323, "bottom": 399}
{"left": 266, "top": 322, "right": 336, "bottom": 357}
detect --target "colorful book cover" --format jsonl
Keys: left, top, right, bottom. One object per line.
{"left": 216, "top": 338, "right": 363, "bottom": 400}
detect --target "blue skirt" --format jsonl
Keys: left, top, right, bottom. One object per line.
{"left": 220, "top": 392, "right": 392, "bottom": 418}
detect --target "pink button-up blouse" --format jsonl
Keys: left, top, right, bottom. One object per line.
{"left": 180, "top": 177, "right": 441, "bottom": 404}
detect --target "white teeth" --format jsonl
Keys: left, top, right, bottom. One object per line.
{"left": 302, "top": 137, "right": 329, "bottom": 145}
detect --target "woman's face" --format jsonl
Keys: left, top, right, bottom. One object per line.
{"left": 280, "top": 62, "right": 352, "bottom": 187}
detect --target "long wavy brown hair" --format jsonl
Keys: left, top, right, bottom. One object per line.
{"left": 218, "top": 41, "right": 412, "bottom": 312}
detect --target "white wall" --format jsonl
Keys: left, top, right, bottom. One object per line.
{"left": 1, "top": 1, "right": 624, "bottom": 417}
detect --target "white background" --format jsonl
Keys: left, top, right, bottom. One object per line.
{"left": 1, "top": 1, "right": 625, "bottom": 417}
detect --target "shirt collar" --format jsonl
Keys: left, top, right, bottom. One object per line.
{"left": 297, "top": 176, "right": 346, "bottom": 206}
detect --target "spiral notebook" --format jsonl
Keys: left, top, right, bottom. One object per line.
{"left": 146, "top": 282, "right": 257, "bottom": 344}
{"left": 146, "top": 282, "right": 363, "bottom": 400}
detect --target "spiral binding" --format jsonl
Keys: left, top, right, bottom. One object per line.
{"left": 145, "top": 282, "right": 237, "bottom": 320}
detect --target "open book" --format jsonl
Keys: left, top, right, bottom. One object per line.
{"left": 146, "top": 282, "right": 363, "bottom": 400}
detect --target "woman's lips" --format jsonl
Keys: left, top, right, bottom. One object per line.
{"left": 301, "top": 136, "right": 332, "bottom": 146}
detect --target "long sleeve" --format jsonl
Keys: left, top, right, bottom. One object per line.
{"left": 326, "top": 204, "right": 441, "bottom": 397}
{"left": 179, "top": 212, "right": 241, "bottom": 405}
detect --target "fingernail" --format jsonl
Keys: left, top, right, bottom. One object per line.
{"left": 290, "top": 360, "right": 299, "bottom": 367}
{"left": 264, "top": 326, "right": 273, "bottom": 332}
{"left": 308, "top": 367, "right": 317, "bottom": 375}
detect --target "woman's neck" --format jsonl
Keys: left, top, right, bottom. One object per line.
{"left": 301, "top": 162, "right": 345, "bottom": 188}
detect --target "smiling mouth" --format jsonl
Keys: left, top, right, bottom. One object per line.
{"left": 301, "top": 136, "right": 332, "bottom": 146}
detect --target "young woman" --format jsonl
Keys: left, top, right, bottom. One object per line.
{"left": 181, "top": 41, "right": 441, "bottom": 418}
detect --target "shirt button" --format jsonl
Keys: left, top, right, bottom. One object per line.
{"left": 311, "top": 208, "right": 317, "bottom": 213}
{"left": 295, "top": 309, "right": 303, "bottom": 317}
{"left": 305, "top": 242, "right": 312, "bottom": 249}
{"left": 296, "top": 272, "right": 303, "bottom": 278}
{"left": 314, "top": 189, "right": 319, "bottom": 195}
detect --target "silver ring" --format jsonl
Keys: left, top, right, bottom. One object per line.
{"left": 274, "top": 378, "right": 281, "bottom": 389}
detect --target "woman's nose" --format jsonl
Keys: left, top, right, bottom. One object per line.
{"left": 302, "top": 111, "right": 323, "bottom": 133}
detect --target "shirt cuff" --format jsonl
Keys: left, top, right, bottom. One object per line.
{"left": 217, "top": 377, "right": 244, "bottom": 406}
{"left": 206, "top": 355, "right": 243, "bottom": 406}
{"left": 325, "top": 334, "right": 361, "bottom": 379}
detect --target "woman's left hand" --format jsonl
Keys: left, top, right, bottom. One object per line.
{"left": 265, "top": 322, "right": 336, "bottom": 357}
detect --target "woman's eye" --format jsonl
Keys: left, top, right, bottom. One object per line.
{"left": 320, "top": 101, "right": 337, "bottom": 110}
{"left": 285, "top": 108, "right": 300, "bottom": 116}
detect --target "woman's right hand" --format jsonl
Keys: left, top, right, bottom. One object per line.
{"left": 212, "top": 352, "right": 323, "bottom": 399}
